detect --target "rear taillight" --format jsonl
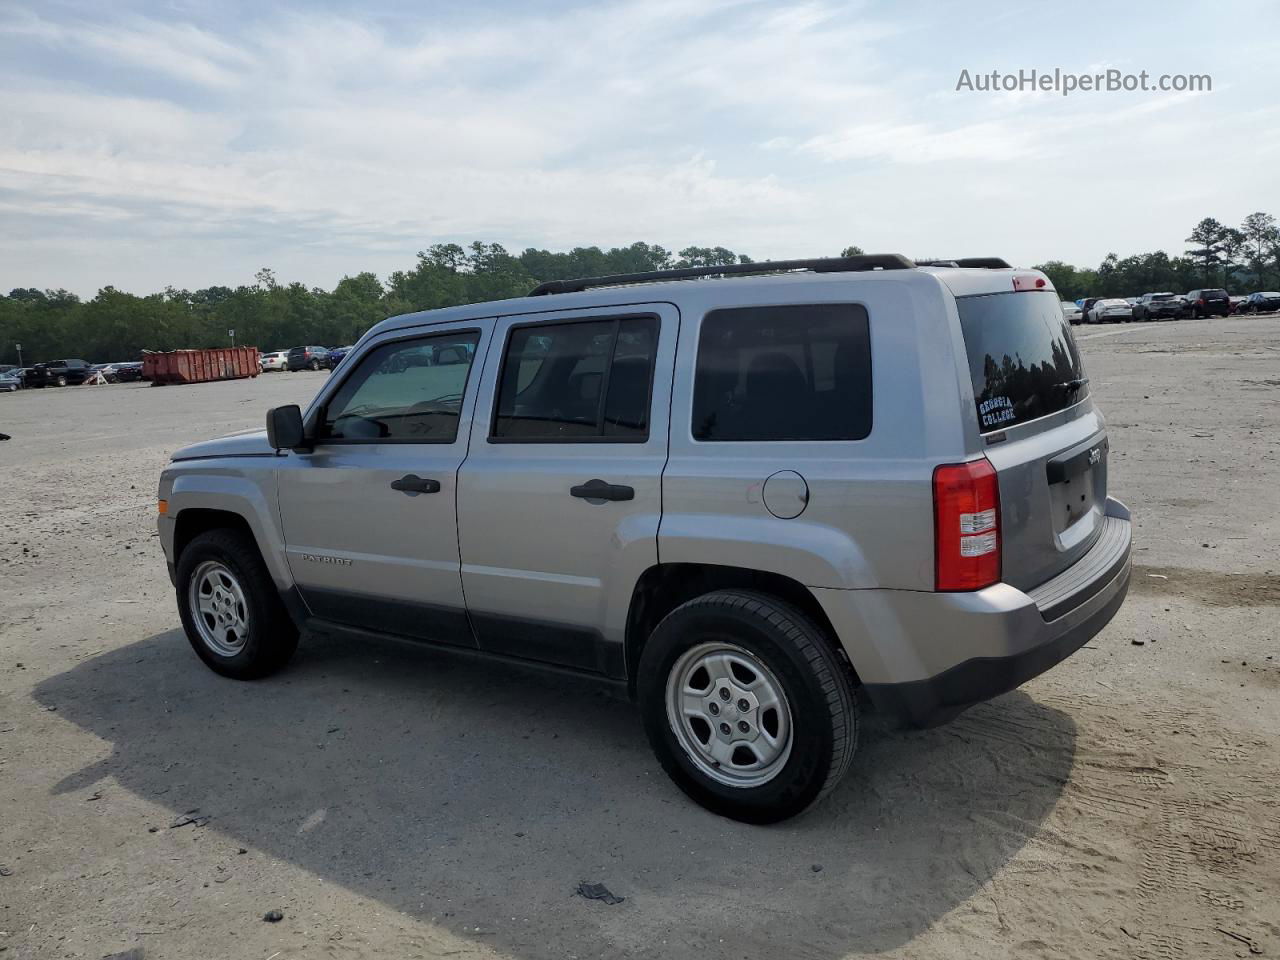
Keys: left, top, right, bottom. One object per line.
{"left": 1012, "top": 274, "right": 1047, "bottom": 291}
{"left": 934, "top": 458, "right": 1001, "bottom": 591}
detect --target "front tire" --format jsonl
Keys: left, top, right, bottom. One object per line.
{"left": 176, "top": 529, "right": 299, "bottom": 679}
{"left": 638, "top": 590, "right": 858, "bottom": 823}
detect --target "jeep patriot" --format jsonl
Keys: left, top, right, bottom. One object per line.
{"left": 158, "top": 254, "right": 1132, "bottom": 822}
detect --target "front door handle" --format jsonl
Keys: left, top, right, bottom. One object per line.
{"left": 390, "top": 474, "right": 441, "bottom": 495}
{"left": 570, "top": 479, "right": 634, "bottom": 502}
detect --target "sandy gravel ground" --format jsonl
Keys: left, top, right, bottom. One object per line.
{"left": 1, "top": 317, "right": 1278, "bottom": 960}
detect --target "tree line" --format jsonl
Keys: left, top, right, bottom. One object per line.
{"left": 1034, "top": 212, "right": 1279, "bottom": 301}
{"left": 3, "top": 215, "right": 1277, "bottom": 366}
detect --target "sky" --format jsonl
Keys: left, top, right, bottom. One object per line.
{"left": 1, "top": 0, "right": 1277, "bottom": 297}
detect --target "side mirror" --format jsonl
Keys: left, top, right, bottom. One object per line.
{"left": 266, "top": 404, "right": 307, "bottom": 451}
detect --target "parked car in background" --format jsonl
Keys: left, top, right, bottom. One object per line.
{"left": 1079, "top": 297, "right": 1102, "bottom": 323}
{"left": 1061, "top": 301, "right": 1083, "bottom": 324}
{"left": 1183, "top": 289, "right": 1230, "bottom": 318}
{"left": 287, "top": 346, "right": 330, "bottom": 371}
{"left": 1239, "top": 291, "right": 1280, "bottom": 314}
{"left": 1132, "top": 292, "right": 1183, "bottom": 321}
{"left": 0, "top": 370, "right": 21, "bottom": 392}
{"left": 1088, "top": 299, "right": 1132, "bottom": 323}
{"left": 325, "top": 346, "right": 353, "bottom": 369}
{"left": 23, "top": 358, "right": 93, "bottom": 387}
{"left": 260, "top": 351, "right": 289, "bottom": 372}
{"left": 114, "top": 361, "right": 145, "bottom": 382}
{"left": 0, "top": 364, "right": 16, "bottom": 376}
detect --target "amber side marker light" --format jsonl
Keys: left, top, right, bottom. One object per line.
{"left": 157, "top": 500, "right": 168, "bottom": 515}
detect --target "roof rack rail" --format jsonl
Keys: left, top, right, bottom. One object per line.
{"left": 528, "top": 254, "right": 916, "bottom": 296}
{"left": 916, "top": 257, "right": 1012, "bottom": 269}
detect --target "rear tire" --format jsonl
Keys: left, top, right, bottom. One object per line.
{"left": 637, "top": 590, "right": 858, "bottom": 824}
{"left": 309, "top": 359, "right": 320, "bottom": 371}
{"left": 176, "top": 529, "right": 299, "bottom": 679}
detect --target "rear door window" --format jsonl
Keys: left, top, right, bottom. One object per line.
{"left": 492, "top": 316, "right": 658, "bottom": 441}
{"left": 956, "top": 291, "right": 1087, "bottom": 433}
{"left": 692, "top": 303, "right": 872, "bottom": 441}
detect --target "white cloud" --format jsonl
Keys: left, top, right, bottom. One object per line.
{"left": 0, "top": 0, "right": 1276, "bottom": 293}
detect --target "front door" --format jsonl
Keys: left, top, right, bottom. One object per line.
{"left": 457, "top": 303, "right": 677, "bottom": 676}
{"left": 278, "top": 320, "right": 492, "bottom": 646}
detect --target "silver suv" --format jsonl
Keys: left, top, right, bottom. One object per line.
{"left": 158, "top": 254, "right": 1132, "bottom": 823}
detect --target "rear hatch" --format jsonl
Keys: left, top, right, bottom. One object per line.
{"left": 955, "top": 289, "right": 1107, "bottom": 591}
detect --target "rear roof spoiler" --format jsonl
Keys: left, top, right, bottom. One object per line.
{"left": 915, "top": 257, "right": 1013, "bottom": 269}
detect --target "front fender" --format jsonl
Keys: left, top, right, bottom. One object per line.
{"left": 161, "top": 464, "right": 291, "bottom": 590}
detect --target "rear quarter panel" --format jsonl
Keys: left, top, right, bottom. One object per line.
{"left": 659, "top": 272, "right": 970, "bottom": 591}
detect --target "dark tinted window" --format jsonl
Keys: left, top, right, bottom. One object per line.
{"left": 692, "top": 304, "right": 871, "bottom": 441}
{"left": 1201, "top": 289, "right": 1227, "bottom": 298}
{"left": 321, "top": 331, "right": 479, "bottom": 442}
{"left": 957, "top": 292, "right": 1087, "bottom": 433}
{"left": 492, "top": 316, "right": 657, "bottom": 441}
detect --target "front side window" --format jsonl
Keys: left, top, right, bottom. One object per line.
{"left": 320, "top": 331, "right": 480, "bottom": 442}
{"left": 492, "top": 316, "right": 658, "bottom": 441}
{"left": 692, "top": 303, "right": 872, "bottom": 441}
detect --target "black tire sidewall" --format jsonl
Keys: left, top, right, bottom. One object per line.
{"left": 176, "top": 530, "right": 294, "bottom": 679}
{"left": 638, "top": 597, "right": 840, "bottom": 823}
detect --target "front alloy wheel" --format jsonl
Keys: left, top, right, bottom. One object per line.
{"left": 188, "top": 560, "right": 251, "bottom": 656}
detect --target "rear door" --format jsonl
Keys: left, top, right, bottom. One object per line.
{"left": 456, "top": 303, "right": 675, "bottom": 676}
{"left": 955, "top": 289, "right": 1107, "bottom": 591}
{"left": 277, "top": 320, "right": 491, "bottom": 646}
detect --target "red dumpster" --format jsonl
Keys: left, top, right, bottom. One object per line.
{"left": 143, "top": 347, "right": 261, "bottom": 385}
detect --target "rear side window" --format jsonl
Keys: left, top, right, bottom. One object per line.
{"left": 492, "top": 316, "right": 658, "bottom": 441}
{"left": 692, "top": 303, "right": 872, "bottom": 441}
{"left": 956, "top": 292, "right": 1087, "bottom": 433}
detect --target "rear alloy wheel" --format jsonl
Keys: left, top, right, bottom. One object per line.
{"left": 638, "top": 590, "right": 858, "bottom": 823}
{"left": 309, "top": 359, "right": 321, "bottom": 371}
{"left": 55, "top": 375, "right": 67, "bottom": 387}
{"left": 176, "top": 529, "right": 298, "bottom": 679}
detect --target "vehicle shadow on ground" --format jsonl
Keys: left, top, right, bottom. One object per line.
{"left": 35, "top": 630, "right": 1077, "bottom": 958}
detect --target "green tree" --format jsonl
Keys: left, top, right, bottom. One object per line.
{"left": 1185, "top": 218, "right": 1228, "bottom": 285}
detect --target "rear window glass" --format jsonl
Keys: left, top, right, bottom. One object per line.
{"left": 956, "top": 292, "right": 1087, "bottom": 433}
{"left": 692, "top": 303, "right": 871, "bottom": 441}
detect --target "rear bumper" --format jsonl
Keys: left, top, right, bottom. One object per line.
{"left": 820, "top": 497, "right": 1132, "bottom": 728}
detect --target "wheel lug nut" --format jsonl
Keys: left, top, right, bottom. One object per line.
{"left": 719, "top": 723, "right": 731, "bottom": 736}
{"left": 737, "top": 698, "right": 749, "bottom": 711}
{"left": 718, "top": 688, "right": 730, "bottom": 701}
{"left": 738, "top": 721, "right": 749, "bottom": 733}
{"left": 708, "top": 702, "right": 720, "bottom": 716}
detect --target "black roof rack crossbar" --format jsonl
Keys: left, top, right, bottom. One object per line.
{"left": 916, "top": 257, "right": 1012, "bottom": 269}
{"left": 528, "top": 254, "right": 916, "bottom": 296}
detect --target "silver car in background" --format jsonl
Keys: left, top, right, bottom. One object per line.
{"left": 1088, "top": 298, "right": 1133, "bottom": 323}
{"left": 157, "top": 254, "right": 1132, "bottom": 823}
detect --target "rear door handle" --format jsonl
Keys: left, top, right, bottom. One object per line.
{"left": 570, "top": 479, "right": 634, "bottom": 502}
{"left": 390, "top": 474, "right": 441, "bottom": 495}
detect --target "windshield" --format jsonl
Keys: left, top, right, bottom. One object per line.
{"left": 957, "top": 291, "right": 1088, "bottom": 433}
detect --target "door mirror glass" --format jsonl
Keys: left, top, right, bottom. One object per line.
{"left": 266, "top": 404, "right": 305, "bottom": 450}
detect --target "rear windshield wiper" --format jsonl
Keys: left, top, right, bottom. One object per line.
{"left": 1056, "top": 377, "right": 1090, "bottom": 394}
